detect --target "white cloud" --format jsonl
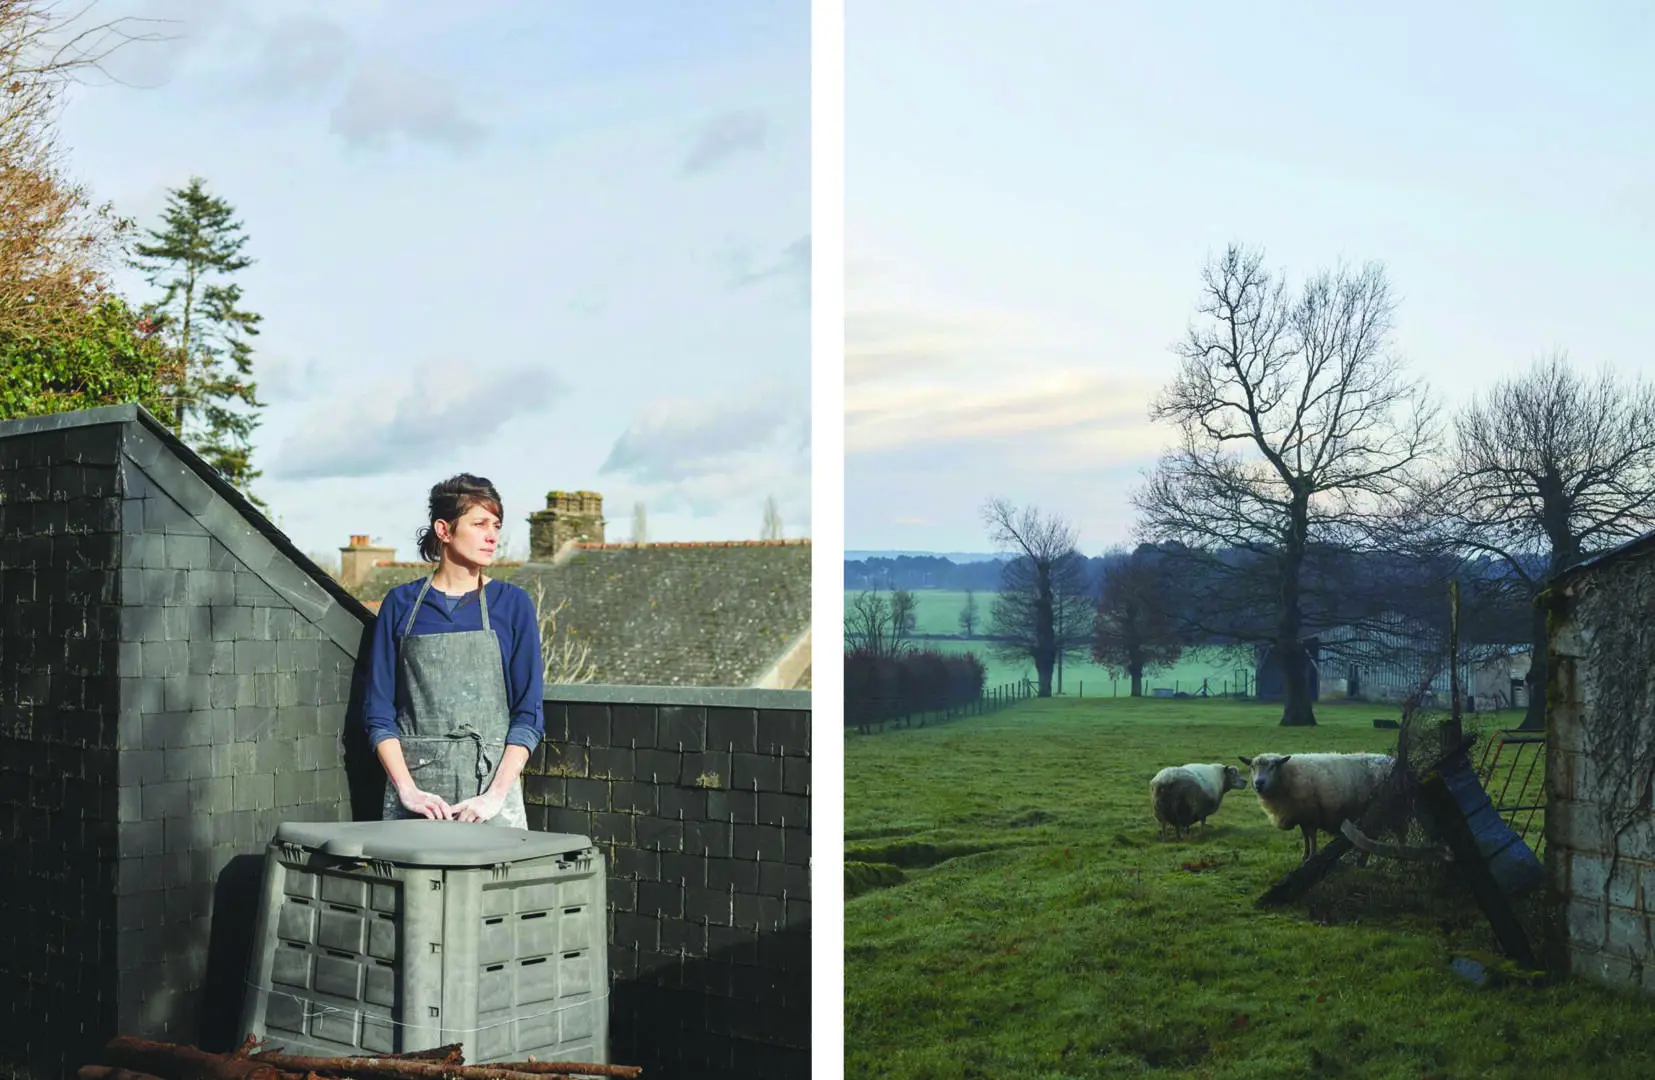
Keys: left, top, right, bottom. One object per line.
{"left": 730, "top": 234, "right": 809, "bottom": 302}
{"left": 599, "top": 382, "right": 810, "bottom": 533}
{"left": 329, "top": 59, "right": 485, "bottom": 152}
{"left": 242, "top": 14, "right": 356, "bottom": 99}
{"left": 681, "top": 109, "right": 769, "bottom": 174}
{"left": 271, "top": 361, "right": 564, "bottom": 480}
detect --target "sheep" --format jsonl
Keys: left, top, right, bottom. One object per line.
{"left": 1239, "top": 752, "right": 1395, "bottom": 862}
{"left": 1150, "top": 763, "right": 1249, "bottom": 839}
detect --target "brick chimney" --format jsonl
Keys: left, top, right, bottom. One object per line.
{"left": 528, "top": 491, "right": 605, "bottom": 561}
{"left": 338, "top": 534, "right": 395, "bottom": 589}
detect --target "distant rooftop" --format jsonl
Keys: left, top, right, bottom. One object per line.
{"left": 352, "top": 539, "right": 811, "bottom": 688}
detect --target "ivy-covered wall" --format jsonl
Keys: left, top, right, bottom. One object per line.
{"left": 1546, "top": 544, "right": 1655, "bottom": 991}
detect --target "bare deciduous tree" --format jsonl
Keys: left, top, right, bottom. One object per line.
{"left": 1093, "top": 546, "right": 1185, "bottom": 697}
{"left": 982, "top": 498, "right": 1086, "bottom": 697}
{"left": 844, "top": 588, "right": 914, "bottom": 658}
{"left": 1135, "top": 244, "right": 1438, "bottom": 725}
{"left": 0, "top": 1, "right": 173, "bottom": 338}
{"left": 762, "top": 495, "right": 783, "bottom": 540}
{"left": 631, "top": 501, "right": 647, "bottom": 544}
{"left": 957, "top": 588, "right": 979, "bottom": 638}
{"left": 1423, "top": 354, "right": 1655, "bottom": 729}
{"left": 525, "top": 577, "right": 597, "bottom": 685}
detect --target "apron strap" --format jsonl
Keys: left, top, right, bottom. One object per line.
{"left": 402, "top": 574, "right": 436, "bottom": 638}
{"left": 479, "top": 577, "right": 490, "bottom": 632}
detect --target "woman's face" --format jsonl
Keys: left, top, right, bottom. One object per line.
{"left": 437, "top": 501, "right": 501, "bottom": 568}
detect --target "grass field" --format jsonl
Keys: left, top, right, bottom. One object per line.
{"left": 845, "top": 696, "right": 1655, "bottom": 1079}
{"left": 845, "top": 589, "right": 1255, "bottom": 694}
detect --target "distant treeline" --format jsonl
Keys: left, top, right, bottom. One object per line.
{"left": 845, "top": 554, "right": 1009, "bottom": 591}
{"left": 846, "top": 544, "right": 1543, "bottom": 648}
{"left": 844, "top": 647, "right": 987, "bottom": 729}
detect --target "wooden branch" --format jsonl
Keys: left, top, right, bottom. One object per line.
{"left": 78, "top": 1068, "right": 171, "bottom": 1080}
{"left": 102, "top": 1037, "right": 284, "bottom": 1080}
{"left": 486, "top": 1066, "right": 641, "bottom": 1079}
{"left": 241, "top": 1051, "right": 578, "bottom": 1080}
{"left": 1256, "top": 833, "right": 1354, "bottom": 907}
{"left": 1339, "top": 819, "right": 1449, "bottom": 863}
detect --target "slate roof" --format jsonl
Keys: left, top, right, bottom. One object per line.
{"left": 353, "top": 540, "right": 812, "bottom": 688}
{"left": 0, "top": 403, "right": 375, "bottom": 646}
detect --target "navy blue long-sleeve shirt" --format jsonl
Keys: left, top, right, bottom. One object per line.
{"left": 363, "top": 577, "right": 546, "bottom": 753}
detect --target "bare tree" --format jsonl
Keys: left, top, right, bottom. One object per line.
{"left": 844, "top": 588, "right": 913, "bottom": 657}
{"left": 982, "top": 498, "right": 1084, "bottom": 697}
{"left": 1422, "top": 355, "right": 1655, "bottom": 729}
{"left": 762, "top": 495, "right": 784, "bottom": 540}
{"left": 957, "top": 588, "right": 979, "bottom": 638}
{"left": 0, "top": 2, "right": 173, "bottom": 339}
{"left": 631, "top": 501, "right": 647, "bottom": 544}
{"left": 525, "top": 577, "right": 597, "bottom": 685}
{"left": 1093, "top": 546, "right": 1185, "bottom": 696}
{"left": 1135, "top": 244, "right": 1438, "bottom": 725}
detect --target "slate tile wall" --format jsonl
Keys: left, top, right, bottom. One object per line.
{"left": 528, "top": 694, "right": 811, "bottom": 1080}
{"left": 0, "top": 412, "right": 365, "bottom": 1078}
{"left": 0, "top": 423, "right": 124, "bottom": 1080}
{"left": 112, "top": 431, "right": 355, "bottom": 1048}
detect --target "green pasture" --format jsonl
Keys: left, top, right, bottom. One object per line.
{"left": 844, "top": 589, "right": 1254, "bottom": 694}
{"left": 844, "top": 696, "right": 1652, "bottom": 1079}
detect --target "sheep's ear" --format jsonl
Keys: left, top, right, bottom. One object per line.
{"left": 1280, "top": 754, "right": 1292, "bottom": 764}
{"left": 1238, "top": 756, "right": 1252, "bottom": 766}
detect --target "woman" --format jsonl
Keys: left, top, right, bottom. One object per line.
{"left": 362, "top": 473, "right": 545, "bottom": 828}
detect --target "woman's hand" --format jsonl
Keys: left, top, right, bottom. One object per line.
{"left": 452, "top": 789, "right": 506, "bottom": 823}
{"left": 398, "top": 784, "right": 453, "bottom": 820}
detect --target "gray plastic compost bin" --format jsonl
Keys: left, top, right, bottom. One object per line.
{"left": 239, "top": 820, "right": 608, "bottom": 1063}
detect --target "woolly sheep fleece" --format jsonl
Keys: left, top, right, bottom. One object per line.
{"left": 1150, "top": 763, "right": 1248, "bottom": 837}
{"left": 1240, "top": 752, "right": 1395, "bottom": 859}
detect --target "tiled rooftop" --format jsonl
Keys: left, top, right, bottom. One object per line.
{"left": 351, "top": 541, "right": 811, "bottom": 688}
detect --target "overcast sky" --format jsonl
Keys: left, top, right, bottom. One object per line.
{"left": 56, "top": 0, "right": 808, "bottom": 563}
{"left": 847, "top": 2, "right": 1655, "bottom": 556}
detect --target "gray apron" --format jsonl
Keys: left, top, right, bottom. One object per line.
{"left": 379, "top": 575, "right": 528, "bottom": 830}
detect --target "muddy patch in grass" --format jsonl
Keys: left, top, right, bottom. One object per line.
{"left": 846, "top": 839, "right": 997, "bottom": 869}
{"left": 845, "top": 860, "right": 906, "bottom": 898}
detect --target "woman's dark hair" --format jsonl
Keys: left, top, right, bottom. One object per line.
{"left": 416, "top": 473, "right": 504, "bottom": 562}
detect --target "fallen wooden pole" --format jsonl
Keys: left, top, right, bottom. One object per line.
{"left": 234, "top": 1040, "right": 465, "bottom": 1067}
{"left": 238, "top": 1051, "right": 572, "bottom": 1080}
{"left": 481, "top": 1066, "right": 641, "bottom": 1079}
{"left": 1256, "top": 833, "right": 1354, "bottom": 907}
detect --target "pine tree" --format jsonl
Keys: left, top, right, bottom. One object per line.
{"left": 134, "top": 177, "right": 265, "bottom": 501}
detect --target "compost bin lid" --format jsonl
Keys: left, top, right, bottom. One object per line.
{"left": 271, "top": 819, "right": 594, "bottom": 867}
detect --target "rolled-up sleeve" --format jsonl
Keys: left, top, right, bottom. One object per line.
{"left": 503, "top": 585, "right": 546, "bottom": 752}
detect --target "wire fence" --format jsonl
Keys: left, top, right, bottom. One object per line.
{"left": 845, "top": 679, "right": 1033, "bottom": 734}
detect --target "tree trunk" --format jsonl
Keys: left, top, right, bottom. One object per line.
{"left": 1279, "top": 642, "right": 1317, "bottom": 726}
{"left": 1130, "top": 666, "right": 1143, "bottom": 697}
{"left": 1035, "top": 567, "right": 1056, "bottom": 697}
{"left": 1279, "top": 497, "right": 1316, "bottom": 726}
{"left": 1518, "top": 598, "right": 1548, "bottom": 731}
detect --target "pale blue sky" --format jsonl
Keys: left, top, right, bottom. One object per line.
{"left": 56, "top": 0, "right": 809, "bottom": 562}
{"left": 847, "top": 2, "right": 1655, "bottom": 554}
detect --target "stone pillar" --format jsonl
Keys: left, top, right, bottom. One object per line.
{"left": 528, "top": 491, "right": 605, "bottom": 561}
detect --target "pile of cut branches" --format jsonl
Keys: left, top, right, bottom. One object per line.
{"left": 78, "top": 1035, "right": 639, "bottom": 1080}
